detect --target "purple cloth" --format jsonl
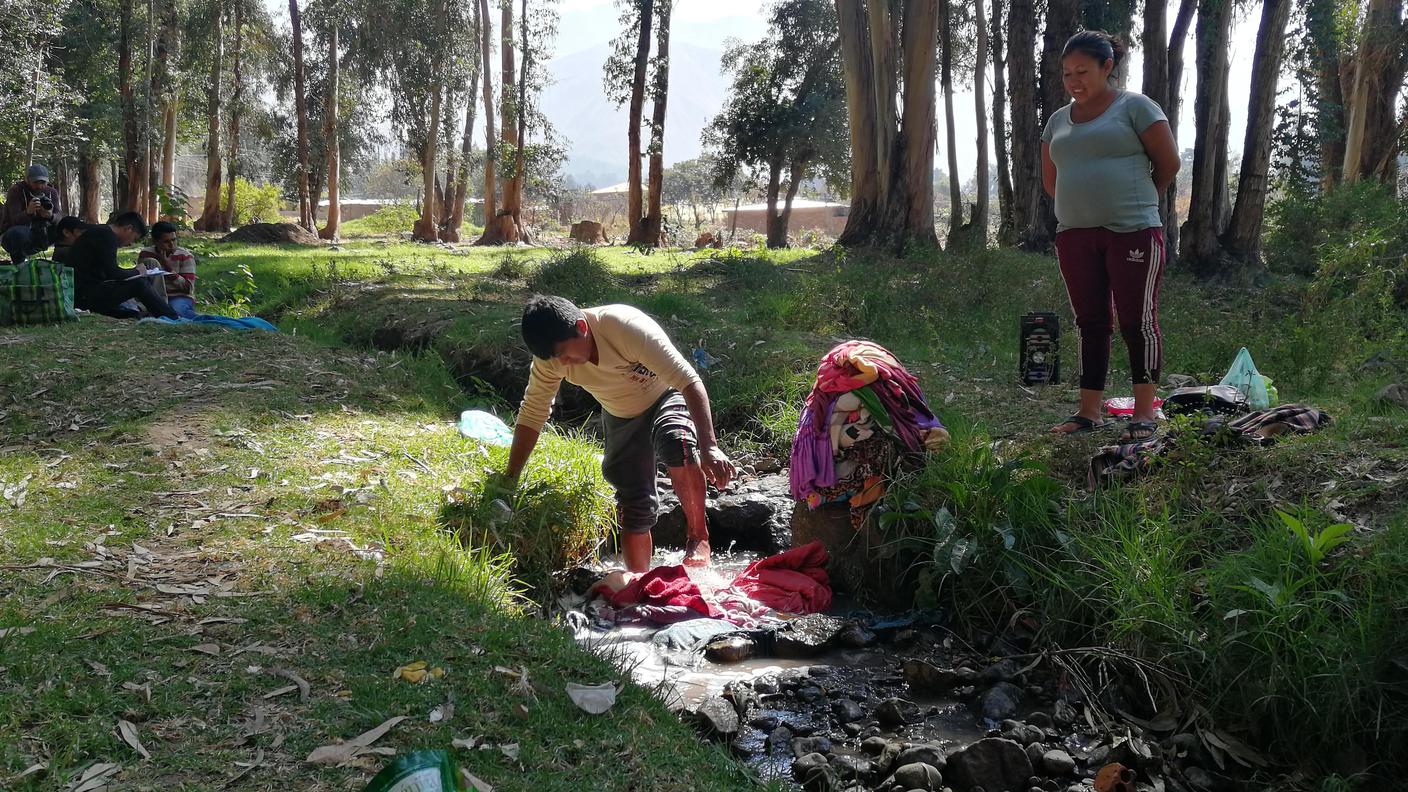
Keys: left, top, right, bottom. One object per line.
{"left": 790, "top": 401, "right": 837, "bottom": 501}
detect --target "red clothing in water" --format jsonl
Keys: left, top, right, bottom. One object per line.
{"left": 731, "top": 540, "right": 832, "bottom": 614}
{"left": 598, "top": 565, "right": 718, "bottom": 617}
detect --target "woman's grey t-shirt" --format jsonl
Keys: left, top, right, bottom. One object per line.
{"left": 1042, "top": 90, "right": 1167, "bottom": 233}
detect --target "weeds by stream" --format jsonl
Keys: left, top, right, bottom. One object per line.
{"left": 5, "top": 184, "right": 1406, "bottom": 789}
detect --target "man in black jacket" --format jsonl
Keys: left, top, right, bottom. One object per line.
{"left": 66, "top": 211, "right": 178, "bottom": 319}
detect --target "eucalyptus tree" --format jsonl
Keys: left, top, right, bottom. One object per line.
{"left": 703, "top": 0, "right": 847, "bottom": 248}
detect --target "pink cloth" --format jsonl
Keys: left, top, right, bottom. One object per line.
{"left": 596, "top": 565, "right": 718, "bottom": 617}
{"left": 729, "top": 541, "right": 832, "bottom": 614}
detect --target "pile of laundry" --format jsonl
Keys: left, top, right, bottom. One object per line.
{"left": 790, "top": 341, "right": 948, "bottom": 522}
{"left": 1089, "top": 403, "right": 1332, "bottom": 486}
{"left": 584, "top": 541, "right": 833, "bottom": 632}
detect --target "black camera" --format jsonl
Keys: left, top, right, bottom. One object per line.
{"left": 37, "top": 195, "right": 52, "bottom": 211}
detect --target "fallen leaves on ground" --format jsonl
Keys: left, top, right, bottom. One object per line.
{"left": 116, "top": 720, "right": 152, "bottom": 760}
{"left": 69, "top": 762, "right": 120, "bottom": 792}
{"left": 306, "top": 715, "right": 408, "bottom": 766}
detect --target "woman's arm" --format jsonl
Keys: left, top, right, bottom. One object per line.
{"left": 1139, "top": 120, "right": 1180, "bottom": 195}
{"left": 1041, "top": 142, "right": 1056, "bottom": 199}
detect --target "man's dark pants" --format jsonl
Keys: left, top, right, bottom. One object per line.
{"left": 600, "top": 390, "right": 700, "bottom": 535}
{"left": 76, "top": 281, "right": 179, "bottom": 320}
{"left": 2, "top": 226, "right": 47, "bottom": 264}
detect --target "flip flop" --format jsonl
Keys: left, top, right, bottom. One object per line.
{"left": 1051, "top": 414, "right": 1110, "bottom": 435}
{"left": 1120, "top": 420, "right": 1159, "bottom": 441}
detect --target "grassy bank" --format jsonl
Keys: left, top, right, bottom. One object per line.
{"left": 0, "top": 318, "right": 753, "bottom": 790}
{"left": 21, "top": 180, "right": 1408, "bottom": 788}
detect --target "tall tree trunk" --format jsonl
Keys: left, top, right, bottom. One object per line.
{"left": 764, "top": 156, "right": 784, "bottom": 248}
{"left": 625, "top": 0, "right": 655, "bottom": 245}
{"left": 475, "top": 0, "right": 497, "bottom": 239}
{"left": 991, "top": 0, "right": 1014, "bottom": 243}
{"left": 55, "top": 160, "right": 70, "bottom": 216}
{"left": 1007, "top": 0, "right": 1039, "bottom": 244}
{"left": 140, "top": 0, "right": 157, "bottom": 221}
{"left": 1027, "top": 0, "right": 1079, "bottom": 250}
{"left": 1224, "top": 0, "right": 1291, "bottom": 261}
{"left": 641, "top": 0, "right": 671, "bottom": 246}
{"left": 941, "top": 0, "right": 963, "bottom": 241}
{"left": 289, "top": 0, "right": 314, "bottom": 231}
{"left": 25, "top": 63, "right": 38, "bottom": 166}
{"left": 157, "top": 0, "right": 177, "bottom": 213}
{"left": 1142, "top": 0, "right": 1169, "bottom": 113}
{"left": 119, "top": 0, "right": 139, "bottom": 212}
{"left": 79, "top": 154, "right": 101, "bottom": 222}
{"left": 1178, "top": 0, "right": 1233, "bottom": 275}
{"left": 835, "top": 0, "right": 939, "bottom": 250}
{"left": 779, "top": 158, "right": 805, "bottom": 245}
{"left": 1343, "top": 0, "right": 1407, "bottom": 183}
{"left": 1164, "top": 0, "right": 1195, "bottom": 263}
{"left": 969, "top": 0, "right": 990, "bottom": 246}
{"left": 413, "top": 83, "right": 444, "bottom": 241}
{"left": 194, "top": 0, "right": 224, "bottom": 231}
{"left": 319, "top": 24, "right": 342, "bottom": 240}
{"left": 223, "top": 0, "right": 243, "bottom": 230}
{"left": 1306, "top": 0, "right": 1345, "bottom": 189}
{"left": 479, "top": 0, "right": 524, "bottom": 243}
{"left": 444, "top": 1, "right": 480, "bottom": 242}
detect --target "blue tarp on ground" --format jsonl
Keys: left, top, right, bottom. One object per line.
{"left": 138, "top": 314, "right": 279, "bottom": 332}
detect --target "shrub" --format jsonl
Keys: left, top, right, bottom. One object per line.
{"left": 526, "top": 247, "right": 624, "bottom": 305}
{"left": 340, "top": 203, "right": 421, "bottom": 237}
{"left": 220, "top": 177, "right": 285, "bottom": 226}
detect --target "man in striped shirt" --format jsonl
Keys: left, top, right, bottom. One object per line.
{"left": 138, "top": 221, "right": 198, "bottom": 318}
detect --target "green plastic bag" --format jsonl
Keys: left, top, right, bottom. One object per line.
{"left": 363, "top": 750, "right": 462, "bottom": 792}
{"left": 0, "top": 259, "right": 77, "bottom": 326}
{"left": 1218, "top": 347, "right": 1271, "bottom": 410}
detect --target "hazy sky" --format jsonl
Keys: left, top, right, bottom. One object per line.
{"left": 265, "top": 0, "right": 1261, "bottom": 182}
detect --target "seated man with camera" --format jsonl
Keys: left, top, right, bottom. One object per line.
{"left": 1, "top": 164, "right": 62, "bottom": 264}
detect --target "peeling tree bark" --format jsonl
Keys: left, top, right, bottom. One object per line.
{"left": 1007, "top": 0, "right": 1039, "bottom": 245}
{"left": 1224, "top": 0, "right": 1291, "bottom": 262}
{"left": 991, "top": 0, "right": 1014, "bottom": 243}
{"left": 475, "top": 0, "right": 498, "bottom": 240}
{"left": 834, "top": 0, "right": 938, "bottom": 251}
{"left": 625, "top": 0, "right": 655, "bottom": 245}
{"left": 479, "top": 0, "right": 527, "bottom": 243}
{"left": 290, "top": 0, "right": 315, "bottom": 232}
{"left": 640, "top": 0, "right": 670, "bottom": 246}
{"left": 319, "top": 24, "right": 342, "bottom": 240}
{"left": 1178, "top": 0, "right": 1233, "bottom": 275}
{"left": 1163, "top": 0, "right": 1195, "bottom": 262}
{"left": 194, "top": 0, "right": 224, "bottom": 231}
{"left": 222, "top": 0, "right": 243, "bottom": 231}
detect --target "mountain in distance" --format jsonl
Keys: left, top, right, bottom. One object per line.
{"left": 542, "top": 40, "right": 733, "bottom": 188}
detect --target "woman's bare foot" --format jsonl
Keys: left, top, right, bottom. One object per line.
{"left": 682, "top": 538, "right": 711, "bottom": 567}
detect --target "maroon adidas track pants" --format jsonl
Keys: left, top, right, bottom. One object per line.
{"left": 1054, "top": 226, "right": 1166, "bottom": 391}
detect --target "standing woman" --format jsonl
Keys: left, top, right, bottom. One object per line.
{"left": 1042, "top": 30, "right": 1180, "bottom": 440}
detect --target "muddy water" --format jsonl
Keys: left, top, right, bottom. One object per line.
{"left": 567, "top": 548, "right": 985, "bottom": 784}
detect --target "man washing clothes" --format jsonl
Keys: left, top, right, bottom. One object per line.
{"left": 503, "top": 296, "right": 736, "bottom": 572}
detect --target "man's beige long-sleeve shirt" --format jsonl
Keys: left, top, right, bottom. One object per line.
{"left": 516, "top": 304, "right": 702, "bottom": 431}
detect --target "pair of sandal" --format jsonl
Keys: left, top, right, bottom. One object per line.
{"left": 1053, "top": 414, "right": 1158, "bottom": 441}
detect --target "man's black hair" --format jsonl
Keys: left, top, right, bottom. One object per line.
{"left": 151, "top": 221, "right": 178, "bottom": 239}
{"left": 110, "top": 210, "right": 148, "bottom": 240}
{"left": 521, "top": 295, "right": 585, "bottom": 360}
{"left": 50, "top": 215, "right": 87, "bottom": 245}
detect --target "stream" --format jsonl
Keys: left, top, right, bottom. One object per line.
{"left": 556, "top": 508, "right": 1230, "bottom": 792}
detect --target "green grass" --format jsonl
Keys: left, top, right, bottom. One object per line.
{"left": 9, "top": 216, "right": 1408, "bottom": 788}
{"left": 0, "top": 319, "right": 753, "bottom": 791}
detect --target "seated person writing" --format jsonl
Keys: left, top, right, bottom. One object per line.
{"left": 66, "top": 211, "right": 178, "bottom": 320}
{"left": 1, "top": 164, "right": 61, "bottom": 264}
{"left": 138, "top": 221, "right": 197, "bottom": 318}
